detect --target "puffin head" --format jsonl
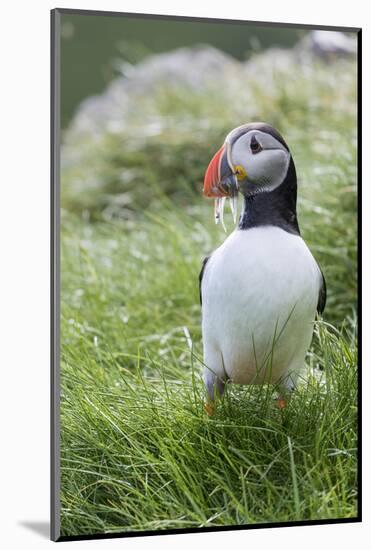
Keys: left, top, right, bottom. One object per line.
{"left": 203, "top": 122, "right": 293, "bottom": 198}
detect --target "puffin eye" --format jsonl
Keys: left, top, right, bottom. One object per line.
{"left": 250, "top": 135, "right": 262, "bottom": 154}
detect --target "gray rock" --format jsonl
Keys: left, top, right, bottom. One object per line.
{"left": 296, "top": 30, "right": 357, "bottom": 60}
{"left": 67, "top": 33, "right": 357, "bottom": 138}
{"left": 70, "top": 45, "right": 239, "bottom": 135}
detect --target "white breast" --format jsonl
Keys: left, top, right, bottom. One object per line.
{"left": 201, "top": 226, "right": 321, "bottom": 385}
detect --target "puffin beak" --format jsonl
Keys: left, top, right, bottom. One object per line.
{"left": 203, "top": 144, "right": 237, "bottom": 198}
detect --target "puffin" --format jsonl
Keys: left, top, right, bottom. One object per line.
{"left": 199, "top": 122, "right": 326, "bottom": 416}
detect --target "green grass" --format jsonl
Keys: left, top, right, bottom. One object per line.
{"left": 59, "top": 49, "right": 358, "bottom": 536}
{"left": 61, "top": 326, "right": 357, "bottom": 534}
{"left": 60, "top": 207, "right": 358, "bottom": 536}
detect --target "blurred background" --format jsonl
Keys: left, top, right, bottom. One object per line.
{"left": 61, "top": 13, "right": 305, "bottom": 128}
{"left": 60, "top": 12, "right": 357, "bottom": 322}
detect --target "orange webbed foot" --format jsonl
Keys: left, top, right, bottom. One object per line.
{"left": 204, "top": 402, "right": 216, "bottom": 417}
{"left": 276, "top": 398, "right": 287, "bottom": 410}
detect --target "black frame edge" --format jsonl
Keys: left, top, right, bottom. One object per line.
{"left": 57, "top": 517, "right": 361, "bottom": 543}
{"left": 53, "top": 7, "right": 360, "bottom": 32}
{"left": 51, "top": 7, "right": 61, "bottom": 543}
{"left": 356, "top": 28, "right": 362, "bottom": 523}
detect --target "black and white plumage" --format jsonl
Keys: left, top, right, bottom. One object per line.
{"left": 200, "top": 122, "right": 326, "bottom": 413}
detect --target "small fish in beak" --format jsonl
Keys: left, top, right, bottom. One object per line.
{"left": 203, "top": 143, "right": 239, "bottom": 230}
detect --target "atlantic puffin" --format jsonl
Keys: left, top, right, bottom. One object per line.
{"left": 200, "top": 122, "right": 326, "bottom": 415}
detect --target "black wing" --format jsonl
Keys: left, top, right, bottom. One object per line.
{"left": 317, "top": 266, "right": 327, "bottom": 315}
{"left": 199, "top": 256, "right": 210, "bottom": 305}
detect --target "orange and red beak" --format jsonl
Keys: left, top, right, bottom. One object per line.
{"left": 203, "top": 143, "right": 237, "bottom": 198}
{"left": 203, "top": 145, "right": 228, "bottom": 198}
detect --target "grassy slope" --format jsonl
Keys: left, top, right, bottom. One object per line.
{"left": 60, "top": 52, "right": 358, "bottom": 536}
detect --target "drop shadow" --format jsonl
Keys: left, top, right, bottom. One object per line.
{"left": 18, "top": 521, "right": 50, "bottom": 539}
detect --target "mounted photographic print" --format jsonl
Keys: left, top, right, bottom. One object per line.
{"left": 51, "top": 8, "right": 361, "bottom": 542}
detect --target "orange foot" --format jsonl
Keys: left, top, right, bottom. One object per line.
{"left": 276, "top": 398, "right": 287, "bottom": 410}
{"left": 204, "top": 402, "right": 215, "bottom": 417}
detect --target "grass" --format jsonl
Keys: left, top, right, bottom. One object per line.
{"left": 60, "top": 207, "right": 358, "bottom": 536}
{"left": 59, "top": 47, "right": 358, "bottom": 536}
{"left": 60, "top": 305, "right": 357, "bottom": 534}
